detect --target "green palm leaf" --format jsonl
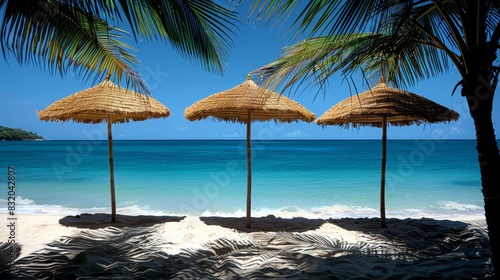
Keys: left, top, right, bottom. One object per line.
{"left": 249, "top": 0, "right": 485, "bottom": 93}
{"left": 110, "top": 0, "right": 239, "bottom": 74}
{"left": 0, "top": 0, "right": 147, "bottom": 92}
{"left": 0, "top": 0, "right": 240, "bottom": 94}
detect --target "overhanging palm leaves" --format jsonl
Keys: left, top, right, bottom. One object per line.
{"left": 0, "top": 0, "right": 145, "bottom": 91}
{"left": 253, "top": 30, "right": 452, "bottom": 95}
{"left": 110, "top": 0, "right": 239, "bottom": 75}
{"left": 250, "top": 0, "right": 499, "bottom": 92}
{"left": 0, "top": 0, "right": 239, "bottom": 94}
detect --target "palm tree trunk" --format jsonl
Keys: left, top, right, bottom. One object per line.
{"left": 467, "top": 80, "right": 500, "bottom": 277}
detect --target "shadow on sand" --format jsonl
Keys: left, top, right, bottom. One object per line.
{"left": 200, "top": 215, "right": 326, "bottom": 232}
{"left": 1, "top": 215, "right": 493, "bottom": 279}
{"left": 59, "top": 213, "right": 185, "bottom": 229}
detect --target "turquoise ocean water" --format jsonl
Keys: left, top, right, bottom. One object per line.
{"left": 0, "top": 140, "right": 487, "bottom": 219}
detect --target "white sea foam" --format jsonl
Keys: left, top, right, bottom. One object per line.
{"left": 0, "top": 196, "right": 35, "bottom": 205}
{"left": 438, "top": 201, "right": 483, "bottom": 210}
{"left": 0, "top": 198, "right": 484, "bottom": 221}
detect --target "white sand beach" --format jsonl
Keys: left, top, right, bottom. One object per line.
{"left": 0, "top": 213, "right": 493, "bottom": 279}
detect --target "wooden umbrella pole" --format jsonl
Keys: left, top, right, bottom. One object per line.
{"left": 246, "top": 110, "right": 252, "bottom": 229}
{"left": 380, "top": 116, "right": 387, "bottom": 228}
{"left": 107, "top": 117, "right": 116, "bottom": 222}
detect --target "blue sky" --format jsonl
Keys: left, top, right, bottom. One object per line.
{"left": 1, "top": 4, "right": 498, "bottom": 141}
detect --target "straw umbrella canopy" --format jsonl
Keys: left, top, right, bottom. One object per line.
{"left": 38, "top": 76, "right": 170, "bottom": 222}
{"left": 185, "top": 74, "right": 315, "bottom": 228}
{"left": 316, "top": 77, "right": 459, "bottom": 228}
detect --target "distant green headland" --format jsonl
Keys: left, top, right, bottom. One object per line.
{"left": 0, "top": 126, "right": 44, "bottom": 140}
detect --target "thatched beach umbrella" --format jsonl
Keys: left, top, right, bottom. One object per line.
{"left": 185, "top": 74, "right": 315, "bottom": 228}
{"left": 316, "top": 78, "right": 459, "bottom": 228}
{"left": 38, "top": 76, "right": 170, "bottom": 222}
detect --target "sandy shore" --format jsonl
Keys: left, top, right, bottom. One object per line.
{"left": 0, "top": 213, "right": 493, "bottom": 279}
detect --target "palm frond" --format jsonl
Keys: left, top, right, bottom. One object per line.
{"left": 0, "top": 0, "right": 147, "bottom": 93}
{"left": 252, "top": 27, "right": 452, "bottom": 96}
{"left": 250, "top": 1, "right": 480, "bottom": 95}
{"left": 109, "top": 0, "right": 239, "bottom": 75}
{"left": 0, "top": 0, "right": 241, "bottom": 93}
{"left": 152, "top": 0, "right": 239, "bottom": 74}
{"left": 62, "top": 0, "right": 241, "bottom": 74}
{"left": 249, "top": 0, "right": 410, "bottom": 37}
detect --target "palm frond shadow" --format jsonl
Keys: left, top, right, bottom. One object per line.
{"left": 199, "top": 216, "right": 492, "bottom": 278}
{"left": 174, "top": 229, "right": 491, "bottom": 279}
{"left": 0, "top": 242, "right": 21, "bottom": 279}
{"left": 330, "top": 217, "right": 491, "bottom": 259}
{"left": 4, "top": 225, "right": 192, "bottom": 279}
{"left": 1, "top": 216, "right": 493, "bottom": 279}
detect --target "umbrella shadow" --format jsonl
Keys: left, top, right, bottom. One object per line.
{"left": 59, "top": 213, "right": 185, "bottom": 229}
{"left": 200, "top": 214, "right": 326, "bottom": 233}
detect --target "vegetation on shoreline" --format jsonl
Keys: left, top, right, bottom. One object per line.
{"left": 0, "top": 126, "right": 43, "bottom": 140}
